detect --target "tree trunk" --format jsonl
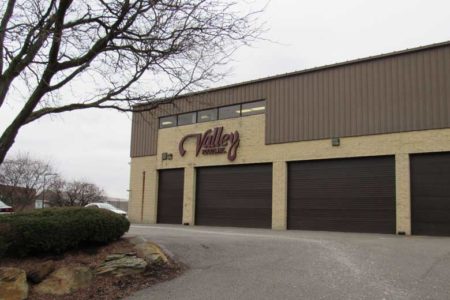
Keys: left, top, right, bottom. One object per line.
{"left": 0, "top": 80, "right": 11, "bottom": 109}
{"left": 0, "top": 121, "right": 22, "bottom": 165}
{"left": 0, "top": 85, "right": 47, "bottom": 164}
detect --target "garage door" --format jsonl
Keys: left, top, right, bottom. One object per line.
{"left": 196, "top": 164, "right": 272, "bottom": 228}
{"left": 288, "top": 156, "right": 396, "bottom": 234}
{"left": 411, "top": 152, "right": 450, "bottom": 236}
{"left": 157, "top": 169, "right": 184, "bottom": 224}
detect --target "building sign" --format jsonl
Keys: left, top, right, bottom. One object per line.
{"left": 179, "top": 127, "right": 240, "bottom": 161}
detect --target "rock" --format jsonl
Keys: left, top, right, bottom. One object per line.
{"left": 135, "top": 241, "right": 169, "bottom": 264}
{"left": 105, "top": 252, "right": 137, "bottom": 262}
{"left": 0, "top": 267, "right": 28, "bottom": 300}
{"left": 27, "top": 260, "right": 55, "bottom": 284}
{"left": 96, "top": 256, "right": 147, "bottom": 277}
{"left": 105, "top": 254, "right": 127, "bottom": 261}
{"left": 34, "top": 266, "right": 93, "bottom": 296}
{"left": 129, "top": 236, "right": 146, "bottom": 245}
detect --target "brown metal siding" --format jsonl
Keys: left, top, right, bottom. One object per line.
{"left": 131, "top": 44, "right": 450, "bottom": 157}
{"left": 272, "top": 47, "right": 450, "bottom": 144}
{"left": 287, "top": 156, "right": 396, "bottom": 234}
{"left": 411, "top": 152, "right": 450, "bottom": 236}
{"left": 195, "top": 164, "right": 272, "bottom": 228}
{"left": 157, "top": 169, "right": 184, "bottom": 224}
{"left": 130, "top": 111, "right": 159, "bottom": 157}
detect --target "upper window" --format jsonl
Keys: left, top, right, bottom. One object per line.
{"left": 177, "top": 112, "right": 196, "bottom": 126}
{"left": 241, "top": 100, "right": 266, "bottom": 116}
{"left": 219, "top": 104, "right": 240, "bottom": 120}
{"left": 158, "top": 100, "right": 265, "bottom": 128}
{"left": 198, "top": 108, "right": 217, "bottom": 123}
{"left": 159, "top": 116, "right": 176, "bottom": 128}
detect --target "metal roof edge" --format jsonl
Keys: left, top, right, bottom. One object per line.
{"left": 134, "top": 40, "right": 450, "bottom": 110}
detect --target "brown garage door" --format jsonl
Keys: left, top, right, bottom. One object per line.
{"left": 196, "top": 164, "right": 272, "bottom": 228}
{"left": 411, "top": 152, "right": 450, "bottom": 236}
{"left": 288, "top": 156, "right": 396, "bottom": 234}
{"left": 157, "top": 169, "right": 184, "bottom": 224}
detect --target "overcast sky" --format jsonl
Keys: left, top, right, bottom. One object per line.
{"left": 1, "top": 0, "right": 450, "bottom": 199}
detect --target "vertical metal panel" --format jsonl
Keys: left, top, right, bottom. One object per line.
{"left": 289, "top": 77, "right": 296, "bottom": 140}
{"left": 131, "top": 44, "right": 450, "bottom": 157}
{"left": 440, "top": 47, "right": 448, "bottom": 123}
{"left": 295, "top": 76, "right": 302, "bottom": 141}
{"left": 328, "top": 68, "right": 336, "bottom": 136}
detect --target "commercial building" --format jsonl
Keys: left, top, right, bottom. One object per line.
{"left": 128, "top": 41, "right": 450, "bottom": 236}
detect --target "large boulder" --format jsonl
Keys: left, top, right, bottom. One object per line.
{"left": 134, "top": 241, "right": 169, "bottom": 264}
{"left": 27, "top": 260, "right": 55, "bottom": 284}
{"left": 34, "top": 266, "right": 93, "bottom": 296}
{"left": 96, "top": 255, "right": 147, "bottom": 277}
{"left": 0, "top": 267, "right": 28, "bottom": 300}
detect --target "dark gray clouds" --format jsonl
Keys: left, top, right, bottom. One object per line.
{"left": 1, "top": 0, "right": 449, "bottom": 198}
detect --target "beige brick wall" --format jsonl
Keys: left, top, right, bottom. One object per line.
{"left": 272, "top": 161, "right": 287, "bottom": 230}
{"left": 129, "top": 114, "right": 450, "bottom": 233}
{"left": 395, "top": 154, "right": 411, "bottom": 235}
{"left": 182, "top": 166, "right": 196, "bottom": 225}
{"left": 128, "top": 156, "right": 158, "bottom": 223}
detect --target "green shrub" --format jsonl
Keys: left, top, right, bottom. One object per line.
{"left": 0, "top": 207, "right": 130, "bottom": 257}
{"left": 0, "top": 235, "right": 9, "bottom": 257}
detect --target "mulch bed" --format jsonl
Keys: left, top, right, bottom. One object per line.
{"left": 0, "top": 238, "right": 185, "bottom": 300}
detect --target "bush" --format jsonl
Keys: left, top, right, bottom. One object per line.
{"left": 0, "top": 235, "right": 9, "bottom": 257}
{"left": 0, "top": 207, "right": 130, "bottom": 257}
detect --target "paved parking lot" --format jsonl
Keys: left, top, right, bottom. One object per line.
{"left": 126, "top": 224, "right": 450, "bottom": 300}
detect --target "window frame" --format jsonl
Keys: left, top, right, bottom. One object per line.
{"left": 177, "top": 111, "right": 197, "bottom": 126}
{"left": 158, "top": 99, "right": 266, "bottom": 128}
{"left": 218, "top": 104, "right": 241, "bottom": 120}
{"left": 240, "top": 100, "right": 266, "bottom": 117}
{"left": 197, "top": 108, "right": 219, "bottom": 123}
{"left": 159, "top": 115, "right": 177, "bottom": 129}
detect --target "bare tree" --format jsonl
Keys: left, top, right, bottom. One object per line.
{"left": 0, "top": 0, "right": 262, "bottom": 164}
{"left": 65, "top": 181, "right": 105, "bottom": 206}
{"left": 0, "top": 153, "right": 56, "bottom": 210}
{"left": 48, "top": 180, "right": 105, "bottom": 207}
{"left": 45, "top": 176, "right": 66, "bottom": 207}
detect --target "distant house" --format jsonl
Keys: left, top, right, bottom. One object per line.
{"left": 34, "top": 198, "right": 51, "bottom": 209}
{"left": 0, "top": 184, "right": 36, "bottom": 211}
{"left": 34, "top": 189, "right": 60, "bottom": 208}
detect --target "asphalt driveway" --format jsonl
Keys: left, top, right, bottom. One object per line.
{"left": 126, "top": 224, "right": 450, "bottom": 300}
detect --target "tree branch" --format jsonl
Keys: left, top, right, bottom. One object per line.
{"left": 0, "top": 0, "right": 57, "bottom": 108}
{"left": 56, "top": 0, "right": 132, "bottom": 71}
{"left": 0, "top": 0, "right": 263, "bottom": 165}
{"left": 0, "top": 0, "right": 16, "bottom": 75}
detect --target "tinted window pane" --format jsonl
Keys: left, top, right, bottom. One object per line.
{"left": 241, "top": 100, "right": 266, "bottom": 116}
{"left": 159, "top": 116, "right": 176, "bottom": 128}
{"left": 178, "top": 112, "right": 196, "bottom": 126}
{"left": 219, "top": 105, "right": 240, "bottom": 120}
{"left": 198, "top": 109, "right": 217, "bottom": 123}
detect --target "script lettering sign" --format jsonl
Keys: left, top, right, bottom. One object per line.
{"left": 178, "top": 127, "right": 240, "bottom": 161}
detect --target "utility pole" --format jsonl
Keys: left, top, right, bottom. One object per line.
{"left": 42, "top": 173, "right": 57, "bottom": 208}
